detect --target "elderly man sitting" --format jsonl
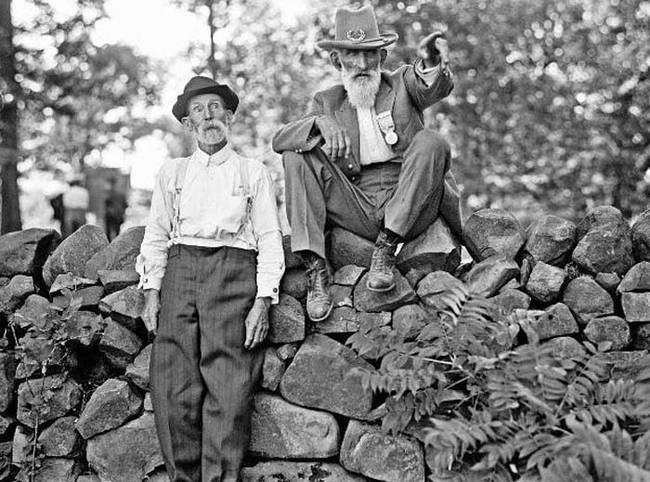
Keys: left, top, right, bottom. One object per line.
{"left": 273, "top": 5, "right": 462, "bottom": 322}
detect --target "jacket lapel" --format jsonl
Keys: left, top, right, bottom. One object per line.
{"left": 375, "top": 75, "right": 396, "bottom": 121}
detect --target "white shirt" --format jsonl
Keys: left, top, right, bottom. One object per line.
{"left": 137, "top": 145, "right": 285, "bottom": 303}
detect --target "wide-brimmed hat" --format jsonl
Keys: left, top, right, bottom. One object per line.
{"left": 172, "top": 76, "right": 239, "bottom": 122}
{"left": 316, "top": 5, "right": 398, "bottom": 51}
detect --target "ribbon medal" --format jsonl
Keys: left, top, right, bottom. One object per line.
{"left": 376, "top": 111, "right": 399, "bottom": 146}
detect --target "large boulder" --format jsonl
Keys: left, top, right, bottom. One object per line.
{"left": 99, "top": 285, "right": 145, "bottom": 332}
{"left": 463, "top": 209, "right": 525, "bottom": 261}
{"left": 562, "top": 276, "right": 614, "bottom": 325}
{"left": 0, "top": 228, "right": 59, "bottom": 277}
{"left": 37, "top": 416, "right": 81, "bottom": 457}
{"left": 524, "top": 261, "right": 566, "bottom": 303}
{"left": 98, "top": 318, "right": 143, "bottom": 369}
{"left": 16, "top": 458, "right": 81, "bottom": 482}
{"left": 524, "top": 215, "right": 576, "bottom": 266}
{"left": 269, "top": 294, "right": 306, "bottom": 343}
{"left": 525, "top": 303, "right": 579, "bottom": 341}
{"left": 86, "top": 412, "right": 163, "bottom": 482}
{"left": 10, "top": 294, "right": 57, "bottom": 330}
{"left": 465, "top": 255, "right": 520, "bottom": 297}
{"left": 340, "top": 420, "right": 425, "bottom": 482}
{"left": 280, "top": 334, "right": 374, "bottom": 419}
{"left": 488, "top": 289, "right": 531, "bottom": 321}
{"left": 16, "top": 374, "right": 82, "bottom": 427}
{"left": 97, "top": 269, "right": 140, "bottom": 295}
{"left": 249, "top": 393, "right": 340, "bottom": 458}
{"left": 241, "top": 461, "right": 366, "bottom": 482}
{"left": 631, "top": 209, "right": 650, "bottom": 261}
{"left": 354, "top": 270, "right": 417, "bottom": 312}
{"left": 42, "top": 225, "right": 108, "bottom": 287}
{"left": 0, "top": 275, "right": 34, "bottom": 315}
{"left": 397, "top": 217, "right": 461, "bottom": 275}
{"left": 621, "top": 292, "right": 650, "bottom": 322}
{"left": 543, "top": 336, "right": 587, "bottom": 359}
{"left": 76, "top": 378, "right": 143, "bottom": 439}
{"left": 583, "top": 316, "right": 630, "bottom": 351}
{"left": 84, "top": 226, "right": 145, "bottom": 279}
{"left": 617, "top": 262, "right": 650, "bottom": 293}
{"left": 329, "top": 228, "right": 375, "bottom": 270}
{"left": 576, "top": 205, "right": 627, "bottom": 239}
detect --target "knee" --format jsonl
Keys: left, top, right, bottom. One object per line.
{"left": 411, "top": 129, "right": 450, "bottom": 159}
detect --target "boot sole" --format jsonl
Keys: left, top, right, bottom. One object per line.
{"left": 308, "top": 302, "right": 333, "bottom": 322}
{"left": 366, "top": 281, "right": 396, "bottom": 293}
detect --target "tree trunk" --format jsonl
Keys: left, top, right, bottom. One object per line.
{"left": 0, "top": 0, "right": 22, "bottom": 233}
{"left": 206, "top": 0, "right": 217, "bottom": 78}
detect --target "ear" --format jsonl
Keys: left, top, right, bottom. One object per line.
{"left": 379, "top": 48, "right": 388, "bottom": 65}
{"left": 329, "top": 50, "right": 342, "bottom": 71}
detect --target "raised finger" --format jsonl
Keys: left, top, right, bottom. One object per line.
{"left": 343, "top": 133, "right": 351, "bottom": 158}
{"left": 336, "top": 132, "right": 346, "bottom": 159}
{"left": 329, "top": 136, "right": 340, "bottom": 159}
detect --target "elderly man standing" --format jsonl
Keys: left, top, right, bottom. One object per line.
{"left": 273, "top": 5, "right": 462, "bottom": 322}
{"left": 137, "top": 76, "right": 284, "bottom": 481}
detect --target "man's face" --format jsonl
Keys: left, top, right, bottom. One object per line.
{"left": 183, "top": 93, "right": 232, "bottom": 147}
{"left": 336, "top": 48, "right": 383, "bottom": 109}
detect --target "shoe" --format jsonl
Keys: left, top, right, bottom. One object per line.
{"left": 304, "top": 255, "right": 333, "bottom": 322}
{"left": 367, "top": 230, "right": 399, "bottom": 292}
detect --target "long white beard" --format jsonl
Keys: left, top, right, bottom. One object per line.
{"left": 341, "top": 66, "right": 380, "bottom": 109}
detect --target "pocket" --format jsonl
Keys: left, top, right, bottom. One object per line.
{"left": 218, "top": 194, "right": 252, "bottom": 235}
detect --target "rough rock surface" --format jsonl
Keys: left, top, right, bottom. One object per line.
{"left": 576, "top": 205, "right": 627, "bottom": 239}
{"left": 621, "top": 292, "right": 650, "bottom": 322}
{"left": 42, "top": 225, "right": 108, "bottom": 286}
{"left": 562, "top": 276, "right": 614, "bottom": 325}
{"left": 98, "top": 318, "right": 143, "bottom": 369}
{"left": 314, "top": 307, "right": 361, "bottom": 334}
{"left": 416, "top": 271, "right": 462, "bottom": 310}
{"left": 280, "top": 334, "right": 374, "bottom": 419}
{"left": 0, "top": 353, "right": 16, "bottom": 412}
{"left": 38, "top": 416, "right": 80, "bottom": 456}
{"left": 329, "top": 228, "right": 375, "bottom": 270}
{"left": 595, "top": 272, "right": 621, "bottom": 292}
{"left": 17, "top": 458, "right": 81, "bottom": 482}
{"left": 84, "top": 226, "right": 144, "bottom": 279}
{"left": 397, "top": 218, "right": 461, "bottom": 274}
{"left": 16, "top": 374, "right": 82, "bottom": 427}
{"left": 631, "top": 209, "right": 650, "bottom": 261}
{"left": 279, "top": 268, "right": 308, "bottom": 300}
{"left": 49, "top": 273, "right": 97, "bottom": 295}
{"left": 465, "top": 255, "right": 520, "bottom": 297}
{"left": 393, "top": 304, "right": 431, "bottom": 339}
{"left": 249, "top": 393, "right": 340, "bottom": 458}
{"left": 64, "top": 311, "right": 105, "bottom": 347}
{"left": 572, "top": 225, "right": 635, "bottom": 276}
{"left": 544, "top": 336, "right": 586, "bottom": 359}
{"left": 125, "top": 344, "right": 152, "bottom": 391}
{"left": 97, "top": 269, "right": 140, "bottom": 295}
{"left": 583, "top": 316, "right": 630, "bottom": 350}
{"left": 525, "top": 303, "right": 578, "bottom": 340}
{"left": 340, "top": 420, "right": 425, "bottom": 482}
{"left": 241, "top": 461, "right": 366, "bottom": 482}
{"left": 524, "top": 215, "right": 577, "bottom": 265}
{"left": 10, "top": 294, "right": 56, "bottom": 330}
{"left": 334, "top": 265, "right": 366, "bottom": 286}
{"left": 617, "top": 261, "right": 650, "bottom": 292}
{"left": 463, "top": 208, "right": 526, "bottom": 261}
{"left": 269, "top": 294, "right": 306, "bottom": 343}
{"left": 525, "top": 261, "right": 566, "bottom": 303}
{"left": 488, "top": 289, "right": 531, "bottom": 320}
{"left": 596, "top": 350, "right": 650, "bottom": 380}
{"left": 99, "top": 285, "right": 145, "bottom": 332}
{"left": 354, "top": 270, "right": 416, "bottom": 312}
{"left": 0, "top": 275, "right": 35, "bottom": 315}
{"left": 261, "top": 347, "right": 285, "bottom": 391}
{"left": 0, "top": 228, "right": 59, "bottom": 278}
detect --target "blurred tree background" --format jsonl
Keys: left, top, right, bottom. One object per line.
{"left": 0, "top": 0, "right": 648, "bottom": 233}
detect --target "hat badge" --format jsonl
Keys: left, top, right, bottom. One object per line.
{"left": 346, "top": 29, "right": 366, "bottom": 42}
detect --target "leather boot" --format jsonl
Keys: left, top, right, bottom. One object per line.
{"left": 303, "top": 254, "right": 333, "bottom": 322}
{"left": 367, "top": 230, "right": 400, "bottom": 292}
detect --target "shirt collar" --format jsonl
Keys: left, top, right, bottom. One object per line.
{"left": 192, "top": 144, "right": 234, "bottom": 166}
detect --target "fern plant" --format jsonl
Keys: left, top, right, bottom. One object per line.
{"left": 348, "top": 279, "right": 650, "bottom": 481}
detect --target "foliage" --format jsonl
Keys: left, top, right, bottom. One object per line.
{"left": 348, "top": 281, "right": 650, "bottom": 480}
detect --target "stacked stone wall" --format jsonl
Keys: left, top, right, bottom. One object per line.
{"left": 0, "top": 206, "right": 649, "bottom": 481}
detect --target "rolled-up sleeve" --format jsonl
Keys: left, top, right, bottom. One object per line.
{"left": 250, "top": 166, "right": 285, "bottom": 304}
{"left": 136, "top": 163, "right": 173, "bottom": 291}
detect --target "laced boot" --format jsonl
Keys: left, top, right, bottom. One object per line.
{"left": 366, "top": 229, "right": 400, "bottom": 292}
{"left": 303, "top": 254, "right": 333, "bottom": 322}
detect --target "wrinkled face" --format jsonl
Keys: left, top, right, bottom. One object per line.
{"left": 183, "top": 93, "right": 232, "bottom": 147}
{"left": 334, "top": 48, "right": 384, "bottom": 109}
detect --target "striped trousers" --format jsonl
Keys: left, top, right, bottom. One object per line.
{"left": 151, "top": 244, "right": 263, "bottom": 482}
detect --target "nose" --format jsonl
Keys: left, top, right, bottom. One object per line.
{"left": 202, "top": 106, "right": 212, "bottom": 120}
{"left": 354, "top": 53, "right": 368, "bottom": 70}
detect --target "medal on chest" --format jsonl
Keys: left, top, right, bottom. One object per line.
{"left": 376, "top": 111, "right": 399, "bottom": 145}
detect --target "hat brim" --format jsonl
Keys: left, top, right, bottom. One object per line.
{"left": 172, "top": 85, "right": 239, "bottom": 122}
{"left": 316, "top": 32, "right": 398, "bottom": 51}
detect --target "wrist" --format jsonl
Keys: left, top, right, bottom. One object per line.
{"left": 257, "top": 296, "right": 272, "bottom": 309}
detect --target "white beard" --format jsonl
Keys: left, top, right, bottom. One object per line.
{"left": 341, "top": 65, "right": 380, "bottom": 109}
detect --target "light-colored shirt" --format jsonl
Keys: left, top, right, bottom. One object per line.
{"left": 357, "top": 61, "right": 451, "bottom": 166}
{"left": 62, "top": 186, "right": 89, "bottom": 209}
{"left": 137, "top": 144, "right": 285, "bottom": 303}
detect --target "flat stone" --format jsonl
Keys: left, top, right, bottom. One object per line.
{"left": 279, "top": 334, "right": 374, "bottom": 419}
{"left": 84, "top": 226, "right": 144, "bottom": 279}
{"left": 282, "top": 235, "right": 303, "bottom": 270}
{"left": 392, "top": 304, "right": 430, "bottom": 339}
{"left": 16, "top": 458, "right": 81, "bottom": 482}
{"left": 314, "top": 307, "right": 361, "bottom": 334}
{"left": 334, "top": 265, "right": 366, "bottom": 286}
{"left": 54, "top": 285, "right": 105, "bottom": 310}
{"left": 525, "top": 262, "right": 566, "bottom": 303}
{"left": 49, "top": 272, "right": 97, "bottom": 295}
{"left": 0, "top": 352, "right": 16, "bottom": 412}
{"left": 340, "top": 420, "right": 425, "bottom": 482}
{"left": 572, "top": 224, "right": 635, "bottom": 276}
{"left": 465, "top": 255, "right": 520, "bottom": 297}
{"left": 241, "top": 461, "right": 366, "bottom": 482}
{"left": 64, "top": 311, "right": 105, "bottom": 347}
{"left": 595, "top": 350, "right": 650, "bottom": 380}
{"left": 76, "top": 378, "right": 143, "bottom": 439}
{"left": 332, "top": 284, "right": 353, "bottom": 308}
{"left": 0, "top": 228, "right": 59, "bottom": 277}
{"left": 42, "top": 224, "right": 109, "bottom": 287}
{"left": 631, "top": 209, "right": 650, "bottom": 261}
{"left": 329, "top": 228, "right": 375, "bottom": 270}
{"left": 99, "top": 285, "right": 145, "bottom": 332}
{"left": 621, "top": 292, "right": 650, "bottom": 322}
{"left": 261, "top": 347, "right": 285, "bottom": 391}
{"left": 488, "top": 289, "right": 531, "bottom": 321}
{"left": 0, "top": 275, "right": 34, "bottom": 315}
{"left": 543, "top": 336, "right": 586, "bottom": 359}
{"left": 595, "top": 272, "right": 621, "bottom": 292}
{"left": 97, "top": 269, "right": 140, "bottom": 295}
{"left": 522, "top": 304, "right": 578, "bottom": 341}
{"left": 576, "top": 205, "right": 627, "bottom": 239}
{"left": 524, "top": 215, "right": 577, "bottom": 265}
{"left": 269, "top": 294, "right": 305, "bottom": 343}
{"left": 584, "top": 316, "right": 630, "bottom": 351}
{"left": 125, "top": 343, "right": 152, "bottom": 390}
{"left": 354, "top": 270, "right": 416, "bottom": 312}
{"left": 280, "top": 268, "right": 308, "bottom": 300}
{"left": 249, "top": 393, "right": 340, "bottom": 458}
{"left": 86, "top": 412, "right": 163, "bottom": 482}
{"left": 16, "top": 374, "right": 82, "bottom": 427}
{"left": 38, "top": 416, "right": 80, "bottom": 456}
{"left": 416, "top": 271, "right": 463, "bottom": 310}
{"left": 562, "top": 277, "right": 614, "bottom": 325}
{"left": 397, "top": 217, "right": 461, "bottom": 274}
{"left": 463, "top": 208, "right": 525, "bottom": 261}
{"left": 617, "top": 261, "right": 650, "bottom": 293}
{"left": 98, "top": 318, "right": 143, "bottom": 369}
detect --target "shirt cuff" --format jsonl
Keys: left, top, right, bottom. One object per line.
{"left": 139, "top": 275, "right": 163, "bottom": 291}
{"left": 257, "top": 285, "right": 280, "bottom": 304}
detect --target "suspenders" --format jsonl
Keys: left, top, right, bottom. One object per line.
{"left": 171, "top": 157, "right": 189, "bottom": 241}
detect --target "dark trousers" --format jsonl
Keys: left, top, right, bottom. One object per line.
{"left": 151, "top": 244, "right": 263, "bottom": 482}
{"left": 283, "top": 129, "right": 458, "bottom": 260}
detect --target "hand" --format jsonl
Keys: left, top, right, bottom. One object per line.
{"left": 418, "top": 31, "right": 449, "bottom": 69}
{"left": 244, "top": 297, "right": 271, "bottom": 350}
{"left": 142, "top": 289, "right": 160, "bottom": 336}
{"left": 315, "top": 115, "right": 351, "bottom": 160}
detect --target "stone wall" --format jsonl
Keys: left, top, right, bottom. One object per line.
{"left": 0, "top": 205, "right": 649, "bottom": 481}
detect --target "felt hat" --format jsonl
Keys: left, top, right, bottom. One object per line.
{"left": 172, "top": 75, "right": 239, "bottom": 122}
{"left": 316, "top": 5, "right": 398, "bottom": 51}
